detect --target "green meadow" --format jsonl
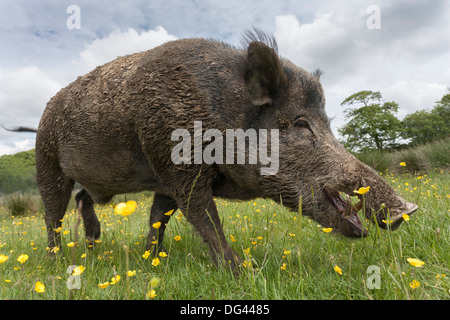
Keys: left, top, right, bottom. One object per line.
{"left": 0, "top": 168, "right": 448, "bottom": 300}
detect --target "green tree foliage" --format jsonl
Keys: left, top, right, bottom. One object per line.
{"left": 0, "top": 149, "right": 37, "bottom": 194}
{"left": 338, "top": 90, "right": 402, "bottom": 152}
{"left": 402, "top": 90, "right": 450, "bottom": 145}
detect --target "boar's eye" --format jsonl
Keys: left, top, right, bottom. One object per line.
{"left": 294, "top": 118, "right": 312, "bottom": 131}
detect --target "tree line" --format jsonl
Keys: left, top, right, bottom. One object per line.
{"left": 0, "top": 149, "right": 37, "bottom": 194}
{"left": 338, "top": 89, "right": 450, "bottom": 152}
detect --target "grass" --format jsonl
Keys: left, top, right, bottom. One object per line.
{"left": 0, "top": 170, "right": 449, "bottom": 300}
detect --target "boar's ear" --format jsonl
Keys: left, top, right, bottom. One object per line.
{"left": 245, "top": 41, "right": 287, "bottom": 106}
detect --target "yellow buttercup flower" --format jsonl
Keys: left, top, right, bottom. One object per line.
{"left": 0, "top": 255, "right": 8, "bottom": 264}
{"left": 98, "top": 282, "right": 109, "bottom": 289}
{"left": 53, "top": 227, "right": 62, "bottom": 233}
{"left": 72, "top": 265, "right": 85, "bottom": 276}
{"left": 354, "top": 186, "right": 370, "bottom": 195}
{"left": 280, "top": 263, "right": 287, "bottom": 270}
{"left": 174, "top": 235, "right": 181, "bottom": 241}
{"left": 399, "top": 162, "right": 406, "bottom": 167}
{"left": 17, "top": 254, "right": 29, "bottom": 264}
{"left": 110, "top": 275, "right": 121, "bottom": 285}
{"left": 322, "top": 228, "right": 333, "bottom": 233}
{"left": 142, "top": 250, "right": 151, "bottom": 260}
{"left": 402, "top": 214, "right": 410, "bottom": 221}
{"left": 151, "top": 257, "right": 160, "bottom": 267}
{"left": 409, "top": 279, "right": 420, "bottom": 289}
{"left": 126, "top": 270, "right": 136, "bottom": 277}
{"left": 334, "top": 265, "right": 343, "bottom": 275}
{"left": 152, "top": 222, "right": 162, "bottom": 229}
{"left": 407, "top": 258, "right": 425, "bottom": 268}
{"left": 158, "top": 252, "right": 167, "bottom": 258}
{"left": 51, "top": 247, "right": 60, "bottom": 254}
{"left": 114, "top": 200, "right": 137, "bottom": 216}
{"left": 67, "top": 242, "right": 76, "bottom": 248}
{"left": 35, "top": 281, "right": 45, "bottom": 293}
{"left": 147, "top": 290, "right": 157, "bottom": 299}
{"left": 164, "top": 209, "right": 174, "bottom": 216}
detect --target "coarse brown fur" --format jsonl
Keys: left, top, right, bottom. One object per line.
{"left": 27, "top": 31, "right": 417, "bottom": 272}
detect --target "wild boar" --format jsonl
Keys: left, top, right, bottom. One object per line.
{"left": 12, "top": 30, "right": 417, "bottom": 271}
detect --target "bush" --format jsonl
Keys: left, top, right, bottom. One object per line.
{"left": 355, "top": 149, "right": 392, "bottom": 173}
{"left": 2, "top": 192, "right": 43, "bottom": 216}
{"left": 355, "top": 138, "right": 450, "bottom": 173}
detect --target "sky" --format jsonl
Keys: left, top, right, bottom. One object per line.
{"left": 1, "top": 0, "right": 449, "bottom": 155}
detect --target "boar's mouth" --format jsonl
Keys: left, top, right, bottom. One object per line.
{"left": 324, "top": 188, "right": 367, "bottom": 238}
{"left": 323, "top": 187, "right": 418, "bottom": 237}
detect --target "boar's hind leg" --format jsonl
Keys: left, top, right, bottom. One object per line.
{"left": 75, "top": 189, "right": 101, "bottom": 247}
{"left": 178, "top": 188, "right": 241, "bottom": 273}
{"left": 41, "top": 176, "right": 74, "bottom": 252}
{"left": 146, "top": 193, "right": 178, "bottom": 254}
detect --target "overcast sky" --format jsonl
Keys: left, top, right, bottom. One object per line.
{"left": 1, "top": 0, "right": 449, "bottom": 155}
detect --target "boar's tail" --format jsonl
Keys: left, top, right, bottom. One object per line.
{"left": 2, "top": 124, "right": 37, "bottom": 133}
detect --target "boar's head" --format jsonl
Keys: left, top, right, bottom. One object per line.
{"left": 241, "top": 37, "right": 418, "bottom": 237}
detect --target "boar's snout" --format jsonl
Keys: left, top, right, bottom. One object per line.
{"left": 373, "top": 197, "right": 418, "bottom": 231}
{"left": 350, "top": 163, "right": 419, "bottom": 232}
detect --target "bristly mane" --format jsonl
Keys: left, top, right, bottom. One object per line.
{"left": 240, "top": 28, "right": 325, "bottom": 83}
{"left": 240, "top": 27, "right": 279, "bottom": 53}
{"left": 311, "top": 68, "right": 325, "bottom": 80}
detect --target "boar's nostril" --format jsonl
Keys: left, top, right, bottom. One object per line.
{"left": 376, "top": 201, "right": 419, "bottom": 231}
{"left": 406, "top": 202, "right": 419, "bottom": 215}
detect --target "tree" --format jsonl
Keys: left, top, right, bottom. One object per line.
{"left": 0, "top": 149, "right": 37, "bottom": 194}
{"left": 338, "top": 91, "right": 402, "bottom": 152}
{"left": 402, "top": 89, "right": 450, "bottom": 145}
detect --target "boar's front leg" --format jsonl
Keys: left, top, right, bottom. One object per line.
{"left": 146, "top": 193, "right": 178, "bottom": 255}
{"left": 178, "top": 187, "right": 241, "bottom": 273}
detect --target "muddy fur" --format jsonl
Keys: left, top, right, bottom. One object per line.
{"left": 32, "top": 31, "right": 417, "bottom": 271}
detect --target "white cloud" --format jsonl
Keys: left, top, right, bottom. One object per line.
{"left": 275, "top": 13, "right": 349, "bottom": 73}
{"left": 273, "top": 11, "right": 449, "bottom": 137}
{"left": 0, "top": 66, "right": 62, "bottom": 155}
{"left": 0, "top": 66, "right": 61, "bottom": 122}
{"left": 75, "top": 26, "right": 178, "bottom": 73}
{"left": 384, "top": 80, "right": 447, "bottom": 118}
{"left": 0, "top": 139, "right": 35, "bottom": 156}
{"left": 0, "top": 26, "right": 178, "bottom": 155}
